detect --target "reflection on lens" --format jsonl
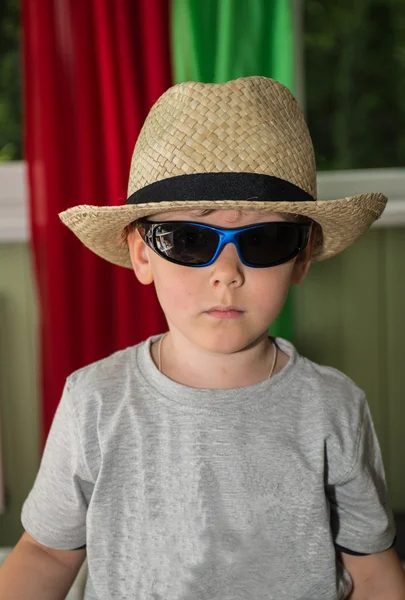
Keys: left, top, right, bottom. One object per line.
{"left": 155, "top": 223, "right": 218, "bottom": 264}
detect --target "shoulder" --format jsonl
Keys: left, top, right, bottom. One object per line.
{"left": 67, "top": 345, "right": 136, "bottom": 394}
{"left": 277, "top": 338, "right": 367, "bottom": 451}
{"left": 301, "top": 355, "right": 365, "bottom": 410}
{"left": 288, "top": 343, "right": 370, "bottom": 483}
{"left": 64, "top": 338, "right": 150, "bottom": 416}
{"left": 301, "top": 356, "right": 367, "bottom": 444}
{"left": 59, "top": 340, "right": 150, "bottom": 472}
{"left": 278, "top": 337, "right": 365, "bottom": 413}
{"left": 302, "top": 352, "right": 366, "bottom": 432}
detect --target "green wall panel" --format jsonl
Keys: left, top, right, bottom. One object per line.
{"left": 385, "top": 230, "right": 405, "bottom": 510}
{"left": 0, "top": 243, "right": 40, "bottom": 546}
{"left": 293, "top": 228, "right": 405, "bottom": 511}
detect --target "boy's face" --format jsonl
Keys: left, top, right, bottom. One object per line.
{"left": 128, "top": 209, "right": 316, "bottom": 354}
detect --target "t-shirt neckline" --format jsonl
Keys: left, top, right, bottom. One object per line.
{"left": 135, "top": 334, "right": 298, "bottom": 415}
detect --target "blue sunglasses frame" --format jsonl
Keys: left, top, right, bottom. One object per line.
{"left": 136, "top": 218, "right": 312, "bottom": 268}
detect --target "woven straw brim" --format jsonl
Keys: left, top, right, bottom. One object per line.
{"left": 59, "top": 193, "right": 387, "bottom": 269}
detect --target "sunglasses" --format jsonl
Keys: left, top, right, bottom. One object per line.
{"left": 136, "top": 218, "right": 312, "bottom": 268}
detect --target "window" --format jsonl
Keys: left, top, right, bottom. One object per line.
{"left": 304, "top": 0, "right": 405, "bottom": 171}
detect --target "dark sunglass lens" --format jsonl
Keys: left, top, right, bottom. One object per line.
{"left": 239, "top": 223, "right": 303, "bottom": 266}
{"left": 154, "top": 223, "right": 218, "bottom": 264}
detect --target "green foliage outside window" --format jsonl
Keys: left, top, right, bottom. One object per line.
{"left": 304, "top": 0, "right": 405, "bottom": 170}
{"left": 0, "top": 0, "right": 21, "bottom": 161}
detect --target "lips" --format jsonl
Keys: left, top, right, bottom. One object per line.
{"left": 205, "top": 305, "right": 245, "bottom": 319}
{"left": 207, "top": 305, "right": 243, "bottom": 312}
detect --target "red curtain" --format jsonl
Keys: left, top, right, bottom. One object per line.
{"left": 22, "top": 0, "right": 170, "bottom": 447}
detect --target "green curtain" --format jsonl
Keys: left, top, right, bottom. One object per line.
{"left": 171, "top": 0, "right": 295, "bottom": 339}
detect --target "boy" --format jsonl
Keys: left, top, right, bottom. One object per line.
{"left": 1, "top": 76, "right": 405, "bottom": 599}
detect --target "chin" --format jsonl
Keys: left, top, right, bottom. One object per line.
{"left": 197, "top": 329, "right": 262, "bottom": 355}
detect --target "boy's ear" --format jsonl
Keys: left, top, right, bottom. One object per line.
{"left": 291, "top": 227, "right": 318, "bottom": 285}
{"left": 127, "top": 228, "right": 154, "bottom": 284}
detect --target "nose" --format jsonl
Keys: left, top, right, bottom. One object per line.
{"left": 208, "top": 242, "right": 245, "bottom": 288}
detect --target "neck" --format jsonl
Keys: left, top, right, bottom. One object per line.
{"left": 153, "top": 331, "right": 284, "bottom": 389}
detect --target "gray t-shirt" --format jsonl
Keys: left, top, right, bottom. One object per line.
{"left": 21, "top": 335, "right": 396, "bottom": 600}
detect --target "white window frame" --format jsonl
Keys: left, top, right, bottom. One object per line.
{"left": 0, "top": 162, "right": 29, "bottom": 242}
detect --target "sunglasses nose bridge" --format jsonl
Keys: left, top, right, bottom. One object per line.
{"left": 214, "top": 229, "right": 244, "bottom": 263}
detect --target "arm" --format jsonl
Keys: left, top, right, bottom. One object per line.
{"left": 340, "top": 548, "right": 405, "bottom": 600}
{"left": 0, "top": 531, "right": 86, "bottom": 600}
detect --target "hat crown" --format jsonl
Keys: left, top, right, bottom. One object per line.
{"left": 127, "top": 76, "right": 317, "bottom": 200}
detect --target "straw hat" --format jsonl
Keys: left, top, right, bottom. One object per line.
{"left": 59, "top": 76, "right": 387, "bottom": 269}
